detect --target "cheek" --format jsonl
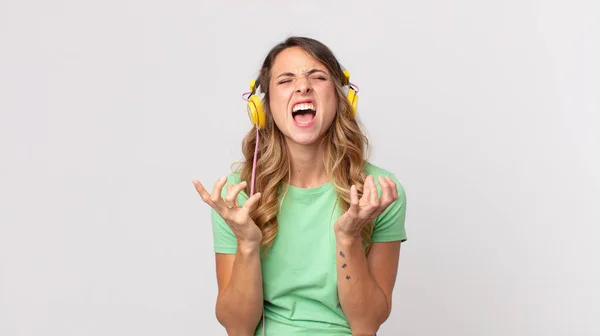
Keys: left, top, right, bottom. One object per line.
{"left": 269, "top": 91, "right": 289, "bottom": 119}
{"left": 323, "top": 91, "right": 339, "bottom": 116}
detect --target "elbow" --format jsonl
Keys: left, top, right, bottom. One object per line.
{"left": 214, "top": 307, "right": 227, "bottom": 330}
{"left": 352, "top": 325, "right": 381, "bottom": 336}
{"left": 215, "top": 302, "right": 260, "bottom": 336}
{"left": 217, "top": 315, "right": 256, "bottom": 336}
{"left": 215, "top": 299, "right": 227, "bottom": 327}
{"left": 350, "top": 307, "right": 391, "bottom": 336}
{"left": 375, "top": 297, "right": 392, "bottom": 325}
{"left": 350, "top": 319, "right": 384, "bottom": 336}
{"left": 223, "top": 326, "right": 256, "bottom": 336}
{"left": 379, "top": 305, "right": 392, "bottom": 324}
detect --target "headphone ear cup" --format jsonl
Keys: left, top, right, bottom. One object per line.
{"left": 247, "top": 95, "right": 266, "bottom": 129}
{"left": 346, "top": 88, "right": 358, "bottom": 118}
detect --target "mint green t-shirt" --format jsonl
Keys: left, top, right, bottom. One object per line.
{"left": 211, "top": 162, "right": 407, "bottom": 335}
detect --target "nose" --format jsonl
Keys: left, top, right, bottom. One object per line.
{"left": 295, "top": 76, "right": 312, "bottom": 94}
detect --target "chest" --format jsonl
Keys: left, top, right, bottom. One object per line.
{"left": 260, "top": 190, "right": 343, "bottom": 298}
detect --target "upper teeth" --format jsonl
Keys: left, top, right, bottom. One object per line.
{"left": 293, "top": 103, "right": 315, "bottom": 112}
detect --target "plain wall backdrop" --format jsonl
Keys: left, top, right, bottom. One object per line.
{"left": 1, "top": 0, "right": 599, "bottom": 335}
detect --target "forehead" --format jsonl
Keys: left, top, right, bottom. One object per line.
{"left": 271, "top": 46, "right": 328, "bottom": 74}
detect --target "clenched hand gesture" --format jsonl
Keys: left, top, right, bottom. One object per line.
{"left": 334, "top": 175, "right": 399, "bottom": 240}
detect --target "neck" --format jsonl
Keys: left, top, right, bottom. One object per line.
{"left": 286, "top": 140, "right": 328, "bottom": 188}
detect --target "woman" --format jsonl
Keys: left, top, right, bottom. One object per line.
{"left": 193, "top": 36, "right": 407, "bottom": 336}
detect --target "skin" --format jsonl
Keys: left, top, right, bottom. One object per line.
{"left": 193, "top": 178, "right": 263, "bottom": 336}
{"left": 268, "top": 46, "right": 339, "bottom": 188}
{"left": 334, "top": 175, "right": 402, "bottom": 335}
{"left": 193, "top": 46, "right": 402, "bottom": 336}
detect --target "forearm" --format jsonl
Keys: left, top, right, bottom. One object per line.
{"left": 336, "top": 235, "right": 389, "bottom": 336}
{"left": 216, "top": 243, "right": 263, "bottom": 336}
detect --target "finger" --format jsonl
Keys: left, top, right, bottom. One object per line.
{"left": 369, "top": 176, "right": 378, "bottom": 206}
{"left": 378, "top": 176, "right": 393, "bottom": 205}
{"left": 225, "top": 181, "right": 247, "bottom": 205}
{"left": 387, "top": 176, "right": 399, "bottom": 201}
{"left": 192, "top": 180, "right": 213, "bottom": 205}
{"left": 348, "top": 184, "right": 359, "bottom": 216}
{"left": 350, "top": 184, "right": 359, "bottom": 206}
{"left": 377, "top": 176, "right": 388, "bottom": 201}
{"left": 242, "top": 191, "right": 262, "bottom": 212}
{"left": 223, "top": 184, "right": 235, "bottom": 208}
{"left": 210, "top": 176, "right": 228, "bottom": 205}
{"left": 361, "top": 177, "right": 371, "bottom": 204}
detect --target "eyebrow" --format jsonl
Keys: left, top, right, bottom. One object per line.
{"left": 276, "top": 69, "right": 329, "bottom": 79}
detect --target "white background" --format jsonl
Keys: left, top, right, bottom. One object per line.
{"left": 1, "top": 1, "right": 599, "bottom": 335}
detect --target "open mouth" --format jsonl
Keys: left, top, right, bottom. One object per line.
{"left": 292, "top": 102, "right": 316, "bottom": 125}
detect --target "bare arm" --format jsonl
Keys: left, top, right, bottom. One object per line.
{"left": 334, "top": 175, "right": 404, "bottom": 335}
{"left": 215, "top": 243, "right": 263, "bottom": 336}
{"left": 193, "top": 177, "right": 264, "bottom": 336}
{"left": 336, "top": 238, "right": 401, "bottom": 336}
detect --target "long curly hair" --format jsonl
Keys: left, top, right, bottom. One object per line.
{"left": 234, "top": 36, "right": 373, "bottom": 254}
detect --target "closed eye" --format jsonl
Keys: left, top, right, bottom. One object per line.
{"left": 309, "top": 74, "right": 329, "bottom": 81}
{"left": 277, "top": 74, "right": 328, "bottom": 85}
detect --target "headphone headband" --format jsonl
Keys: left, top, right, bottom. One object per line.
{"left": 342, "top": 69, "right": 351, "bottom": 87}
{"left": 249, "top": 79, "right": 258, "bottom": 94}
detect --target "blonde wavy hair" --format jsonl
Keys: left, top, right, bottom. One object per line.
{"left": 234, "top": 36, "right": 374, "bottom": 254}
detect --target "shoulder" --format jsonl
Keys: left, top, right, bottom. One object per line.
{"left": 363, "top": 161, "right": 394, "bottom": 176}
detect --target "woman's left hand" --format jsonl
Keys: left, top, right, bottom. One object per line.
{"left": 334, "top": 175, "right": 399, "bottom": 240}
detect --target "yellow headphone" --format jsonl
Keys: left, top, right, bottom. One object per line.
{"left": 246, "top": 79, "right": 267, "bottom": 129}
{"left": 246, "top": 69, "right": 359, "bottom": 129}
{"left": 342, "top": 69, "right": 359, "bottom": 119}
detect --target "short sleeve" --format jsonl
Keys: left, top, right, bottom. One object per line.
{"left": 212, "top": 208, "right": 238, "bottom": 254}
{"left": 371, "top": 174, "right": 408, "bottom": 243}
{"left": 210, "top": 173, "right": 245, "bottom": 254}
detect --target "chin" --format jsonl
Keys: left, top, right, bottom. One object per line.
{"left": 289, "top": 134, "right": 320, "bottom": 145}
{"left": 286, "top": 126, "right": 325, "bottom": 146}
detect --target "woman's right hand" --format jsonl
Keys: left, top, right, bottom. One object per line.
{"left": 193, "top": 176, "right": 263, "bottom": 246}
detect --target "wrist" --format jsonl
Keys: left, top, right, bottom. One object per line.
{"left": 334, "top": 230, "right": 362, "bottom": 246}
{"left": 237, "top": 240, "right": 261, "bottom": 256}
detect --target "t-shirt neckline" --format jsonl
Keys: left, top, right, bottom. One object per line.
{"left": 280, "top": 181, "right": 334, "bottom": 196}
